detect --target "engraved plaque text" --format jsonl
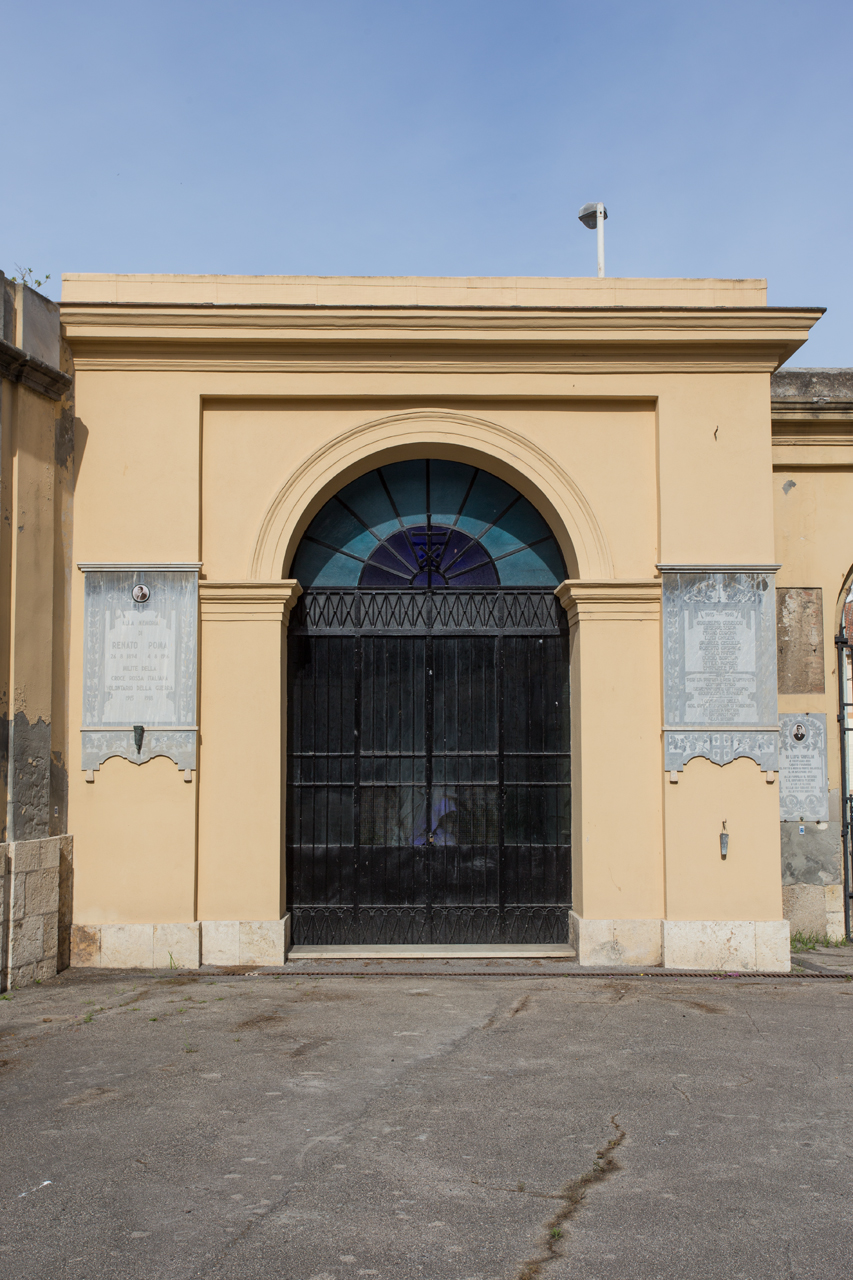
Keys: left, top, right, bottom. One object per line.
{"left": 663, "top": 570, "right": 779, "bottom": 772}
{"left": 779, "top": 713, "right": 829, "bottom": 822}
{"left": 82, "top": 569, "right": 198, "bottom": 770}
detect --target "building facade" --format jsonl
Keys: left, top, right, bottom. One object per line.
{"left": 5, "top": 271, "right": 851, "bottom": 983}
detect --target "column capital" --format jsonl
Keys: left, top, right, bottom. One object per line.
{"left": 199, "top": 580, "right": 302, "bottom": 623}
{"left": 556, "top": 579, "right": 661, "bottom": 625}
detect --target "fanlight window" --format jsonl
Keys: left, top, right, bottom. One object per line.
{"left": 291, "top": 460, "right": 565, "bottom": 589}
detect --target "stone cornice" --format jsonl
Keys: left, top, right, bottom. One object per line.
{"left": 0, "top": 336, "right": 72, "bottom": 401}
{"left": 771, "top": 405, "right": 853, "bottom": 458}
{"left": 773, "top": 429, "right": 853, "bottom": 448}
{"left": 772, "top": 398, "right": 853, "bottom": 419}
{"left": 64, "top": 342, "right": 812, "bottom": 376}
{"left": 556, "top": 579, "right": 661, "bottom": 625}
{"left": 772, "top": 398, "right": 853, "bottom": 451}
{"left": 656, "top": 564, "right": 780, "bottom": 573}
{"left": 78, "top": 562, "right": 202, "bottom": 572}
{"left": 60, "top": 302, "right": 821, "bottom": 326}
{"left": 61, "top": 305, "right": 823, "bottom": 375}
{"left": 199, "top": 580, "right": 302, "bottom": 623}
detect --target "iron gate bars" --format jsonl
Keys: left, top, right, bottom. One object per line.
{"left": 835, "top": 630, "right": 853, "bottom": 940}
{"left": 286, "top": 589, "right": 571, "bottom": 945}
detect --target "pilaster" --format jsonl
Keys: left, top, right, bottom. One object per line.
{"left": 556, "top": 580, "right": 663, "bottom": 947}
{"left": 196, "top": 581, "right": 301, "bottom": 924}
{"left": 199, "top": 581, "right": 302, "bottom": 624}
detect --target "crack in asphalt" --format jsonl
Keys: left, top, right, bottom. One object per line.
{"left": 470, "top": 1178, "right": 565, "bottom": 1202}
{"left": 482, "top": 989, "right": 538, "bottom": 1029}
{"left": 515, "top": 1117, "right": 626, "bottom": 1280}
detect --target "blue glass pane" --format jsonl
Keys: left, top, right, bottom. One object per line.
{"left": 305, "top": 500, "right": 378, "bottom": 560}
{"left": 359, "top": 531, "right": 418, "bottom": 586}
{"left": 445, "top": 557, "right": 500, "bottom": 587}
{"left": 455, "top": 469, "right": 519, "bottom": 538}
{"left": 336, "top": 470, "right": 400, "bottom": 542}
{"left": 480, "top": 497, "right": 552, "bottom": 558}
{"left": 291, "top": 460, "right": 566, "bottom": 588}
{"left": 382, "top": 460, "right": 427, "bottom": 527}
{"left": 360, "top": 525, "right": 498, "bottom": 588}
{"left": 495, "top": 541, "right": 564, "bottom": 586}
{"left": 500, "top": 496, "right": 551, "bottom": 544}
{"left": 429, "top": 459, "right": 477, "bottom": 527}
{"left": 292, "top": 541, "right": 362, "bottom": 587}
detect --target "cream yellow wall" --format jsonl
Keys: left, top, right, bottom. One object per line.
{"left": 773, "top": 463, "right": 853, "bottom": 796}
{"left": 71, "top": 754, "right": 196, "bottom": 923}
{"left": 197, "top": 614, "right": 280, "bottom": 920}
{"left": 0, "top": 379, "right": 12, "bottom": 740}
{"left": 560, "top": 583, "right": 664, "bottom": 921}
{"left": 71, "top": 371, "right": 201, "bottom": 563}
{"left": 66, "top": 369, "right": 202, "bottom": 923}
{"left": 196, "top": 585, "right": 299, "bottom": 922}
{"left": 51, "top": 347, "right": 76, "bottom": 838}
{"left": 10, "top": 384, "right": 57, "bottom": 721}
{"left": 658, "top": 374, "right": 776, "bottom": 565}
{"left": 201, "top": 400, "right": 658, "bottom": 581}
{"left": 664, "top": 757, "right": 783, "bottom": 920}
{"left": 61, "top": 274, "right": 821, "bottom": 944}
{"left": 196, "top": 615, "right": 282, "bottom": 921}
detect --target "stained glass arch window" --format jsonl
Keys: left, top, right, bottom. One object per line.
{"left": 291, "top": 460, "right": 566, "bottom": 589}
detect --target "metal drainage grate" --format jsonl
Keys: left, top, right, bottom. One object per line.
{"left": 204, "top": 968, "right": 850, "bottom": 980}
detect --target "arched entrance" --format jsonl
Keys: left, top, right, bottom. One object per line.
{"left": 286, "top": 459, "right": 571, "bottom": 945}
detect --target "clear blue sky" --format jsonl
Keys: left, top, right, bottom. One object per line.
{"left": 4, "top": 0, "right": 850, "bottom": 364}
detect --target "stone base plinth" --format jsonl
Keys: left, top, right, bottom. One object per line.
{"left": 71, "top": 922, "right": 201, "bottom": 968}
{"left": 569, "top": 912, "right": 662, "bottom": 966}
{"left": 569, "top": 912, "right": 791, "bottom": 971}
{"left": 661, "top": 919, "right": 790, "bottom": 971}
{"left": 200, "top": 918, "right": 290, "bottom": 966}
{"left": 70, "top": 917, "right": 290, "bottom": 969}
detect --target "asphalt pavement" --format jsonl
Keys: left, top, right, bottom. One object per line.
{"left": 1, "top": 963, "right": 852, "bottom": 1280}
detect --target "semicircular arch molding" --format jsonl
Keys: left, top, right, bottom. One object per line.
{"left": 249, "top": 409, "right": 614, "bottom": 581}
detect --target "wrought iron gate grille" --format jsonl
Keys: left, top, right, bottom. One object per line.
{"left": 835, "top": 628, "right": 853, "bottom": 940}
{"left": 286, "top": 589, "right": 571, "bottom": 945}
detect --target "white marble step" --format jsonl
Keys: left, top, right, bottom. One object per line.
{"left": 288, "top": 943, "right": 577, "bottom": 959}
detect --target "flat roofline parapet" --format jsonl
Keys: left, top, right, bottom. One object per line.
{"left": 61, "top": 273, "right": 771, "bottom": 309}
{"left": 771, "top": 368, "right": 853, "bottom": 402}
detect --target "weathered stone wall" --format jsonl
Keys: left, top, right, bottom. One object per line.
{"left": 777, "top": 588, "right": 824, "bottom": 695}
{"left": 0, "top": 836, "right": 73, "bottom": 989}
{"left": 782, "top": 884, "right": 845, "bottom": 942}
{"left": 771, "top": 368, "right": 853, "bottom": 402}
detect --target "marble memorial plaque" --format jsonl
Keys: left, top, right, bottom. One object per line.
{"left": 779, "top": 713, "right": 829, "bottom": 822}
{"left": 663, "top": 570, "right": 779, "bottom": 772}
{"left": 81, "top": 568, "right": 198, "bottom": 770}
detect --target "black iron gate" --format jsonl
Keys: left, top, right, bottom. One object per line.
{"left": 835, "top": 628, "right": 853, "bottom": 940}
{"left": 286, "top": 589, "right": 571, "bottom": 944}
